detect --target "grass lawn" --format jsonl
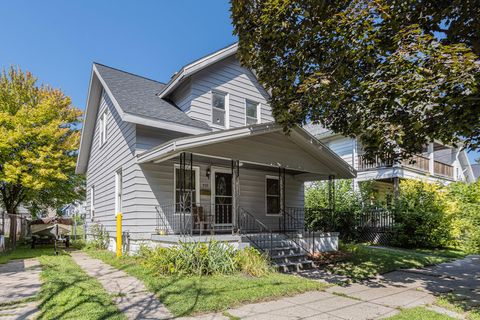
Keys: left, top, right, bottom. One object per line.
{"left": 436, "top": 295, "right": 480, "bottom": 320}
{"left": 87, "top": 249, "right": 327, "bottom": 317}
{"left": 327, "top": 244, "right": 466, "bottom": 282}
{"left": 37, "top": 253, "right": 125, "bottom": 319}
{"left": 1, "top": 246, "right": 124, "bottom": 319}
{"left": 386, "top": 307, "right": 454, "bottom": 320}
{"left": 0, "top": 245, "right": 57, "bottom": 264}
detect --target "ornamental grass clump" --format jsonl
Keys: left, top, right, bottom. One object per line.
{"left": 141, "top": 241, "right": 272, "bottom": 277}
{"left": 235, "top": 246, "right": 272, "bottom": 277}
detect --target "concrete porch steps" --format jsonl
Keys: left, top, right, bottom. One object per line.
{"left": 246, "top": 233, "right": 314, "bottom": 272}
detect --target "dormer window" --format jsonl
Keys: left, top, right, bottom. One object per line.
{"left": 246, "top": 99, "right": 260, "bottom": 125}
{"left": 212, "top": 91, "right": 227, "bottom": 127}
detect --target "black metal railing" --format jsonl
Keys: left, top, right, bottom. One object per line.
{"left": 279, "top": 207, "right": 315, "bottom": 255}
{"left": 155, "top": 203, "right": 234, "bottom": 236}
{"left": 238, "top": 207, "right": 274, "bottom": 253}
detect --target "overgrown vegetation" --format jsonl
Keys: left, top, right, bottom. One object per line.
{"left": 86, "top": 223, "right": 110, "bottom": 250}
{"left": 305, "top": 179, "right": 480, "bottom": 253}
{"left": 391, "top": 180, "right": 452, "bottom": 248}
{"left": 139, "top": 241, "right": 271, "bottom": 277}
{"left": 86, "top": 248, "right": 326, "bottom": 316}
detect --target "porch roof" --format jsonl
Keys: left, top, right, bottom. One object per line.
{"left": 137, "top": 123, "right": 356, "bottom": 180}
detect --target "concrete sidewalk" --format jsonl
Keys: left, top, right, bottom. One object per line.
{"left": 71, "top": 251, "right": 172, "bottom": 320}
{"left": 0, "top": 259, "right": 41, "bottom": 320}
{"left": 188, "top": 255, "right": 479, "bottom": 319}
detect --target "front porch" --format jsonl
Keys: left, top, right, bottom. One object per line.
{"left": 136, "top": 123, "right": 355, "bottom": 260}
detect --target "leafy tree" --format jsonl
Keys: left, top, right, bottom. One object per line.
{"left": 231, "top": 0, "right": 480, "bottom": 162}
{"left": 0, "top": 67, "right": 83, "bottom": 246}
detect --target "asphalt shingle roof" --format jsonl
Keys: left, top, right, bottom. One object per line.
{"left": 94, "top": 63, "right": 211, "bottom": 130}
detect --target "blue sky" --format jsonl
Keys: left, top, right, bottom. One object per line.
{"left": 0, "top": 0, "right": 478, "bottom": 163}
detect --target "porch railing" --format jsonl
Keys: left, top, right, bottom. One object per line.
{"left": 434, "top": 161, "right": 454, "bottom": 179}
{"left": 279, "top": 207, "right": 321, "bottom": 255}
{"left": 155, "top": 203, "right": 233, "bottom": 236}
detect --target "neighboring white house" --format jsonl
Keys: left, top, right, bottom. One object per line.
{"left": 305, "top": 124, "right": 476, "bottom": 204}
{"left": 76, "top": 43, "right": 355, "bottom": 267}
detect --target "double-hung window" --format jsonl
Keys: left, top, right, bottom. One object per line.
{"left": 246, "top": 99, "right": 260, "bottom": 125}
{"left": 99, "top": 110, "right": 108, "bottom": 146}
{"left": 90, "top": 186, "right": 95, "bottom": 220}
{"left": 266, "top": 176, "right": 281, "bottom": 215}
{"left": 174, "top": 166, "right": 200, "bottom": 212}
{"left": 212, "top": 91, "right": 227, "bottom": 127}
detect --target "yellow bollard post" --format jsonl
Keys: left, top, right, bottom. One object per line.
{"left": 116, "top": 213, "right": 122, "bottom": 258}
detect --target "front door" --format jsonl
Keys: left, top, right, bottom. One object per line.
{"left": 213, "top": 171, "right": 233, "bottom": 227}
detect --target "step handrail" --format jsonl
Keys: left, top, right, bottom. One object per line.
{"left": 238, "top": 207, "right": 274, "bottom": 254}
{"left": 280, "top": 208, "right": 314, "bottom": 256}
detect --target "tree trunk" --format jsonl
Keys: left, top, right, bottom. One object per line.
{"left": 8, "top": 209, "right": 17, "bottom": 249}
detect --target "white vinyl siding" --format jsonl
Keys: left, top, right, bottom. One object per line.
{"left": 90, "top": 186, "right": 95, "bottom": 220}
{"left": 186, "top": 55, "right": 274, "bottom": 128}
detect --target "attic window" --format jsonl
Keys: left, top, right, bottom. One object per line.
{"left": 99, "top": 110, "right": 108, "bottom": 146}
{"left": 212, "top": 91, "right": 227, "bottom": 127}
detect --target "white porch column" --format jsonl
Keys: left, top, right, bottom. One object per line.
{"left": 428, "top": 143, "right": 434, "bottom": 175}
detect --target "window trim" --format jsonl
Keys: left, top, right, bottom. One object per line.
{"left": 173, "top": 164, "right": 201, "bottom": 214}
{"left": 265, "top": 175, "right": 282, "bottom": 216}
{"left": 211, "top": 90, "right": 229, "bottom": 129}
{"left": 115, "top": 169, "right": 122, "bottom": 215}
{"left": 245, "top": 99, "right": 261, "bottom": 125}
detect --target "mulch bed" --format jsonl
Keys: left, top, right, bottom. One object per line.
{"left": 309, "top": 251, "right": 349, "bottom": 266}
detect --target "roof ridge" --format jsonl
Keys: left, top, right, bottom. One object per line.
{"left": 93, "top": 62, "right": 166, "bottom": 85}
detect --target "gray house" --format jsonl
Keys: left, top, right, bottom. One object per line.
{"left": 76, "top": 43, "right": 355, "bottom": 267}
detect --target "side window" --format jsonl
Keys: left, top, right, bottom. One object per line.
{"left": 90, "top": 186, "right": 95, "bottom": 220}
{"left": 212, "top": 91, "right": 227, "bottom": 127}
{"left": 99, "top": 110, "right": 108, "bottom": 147}
{"left": 266, "top": 176, "right": 280, "bottom": 215}
{"left": 246, "top": 99, "right": 260, "bottom": 125}
{"left": 115, "top": 169, "right": 122, "bottom": 214}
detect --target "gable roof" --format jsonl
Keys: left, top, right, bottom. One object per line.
{"left": 158, "top": 43, "right": 238, "bottom": 98}
{"left": 76, "top": 64, "right": 211, "bottom": 174}
{"left": 93, "top": 63, "right": 211, "bottom": 131}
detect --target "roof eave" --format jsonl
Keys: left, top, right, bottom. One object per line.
{"left": 158, "top": 43, "right": 238, "bottom": 99}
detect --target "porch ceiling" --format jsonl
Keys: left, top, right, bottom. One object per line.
{"left": 137, "top": 123, "right": 356, "bottom": 180}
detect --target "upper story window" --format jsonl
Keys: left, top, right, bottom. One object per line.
{"left": 246, "top": 99, "right": 260, "bottom": 125}
{"left": 212, "top": 91, "right": 227, "bottom": 127}
{"left": 115, "top": 169, "right": 123, "bottom": 214}
{"left": 99, "top": 110, "right": 108, "bottom": 146}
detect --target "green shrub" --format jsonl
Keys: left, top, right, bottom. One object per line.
{"left": 235, "top": 246, "right": 272, "bottom": 277}
{"left": 392, "top": 180, "right": 452, "bottom": 248}
{"left": 141, "top": 241, "right": 237, "bottom": 276}
{"left": 446, "top": 181, "right": 480, "bottom": 254}
{"left": 86, "top": 223, "right": 110, "bottom": 250}
{"left": 140, "top": 241, "right": 272, "bottom": 277}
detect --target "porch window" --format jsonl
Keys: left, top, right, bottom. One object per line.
{"left": 174, "top": 166, "right": 200, "bottom": 212}
{"left": 212, "top": 91, "right": 227, "bottom": 127}
{"left": 246, "top": 99, "right": 260, "bottom": 125}
{"left": 266, "top": 176, "right": 280, "bottom": 215}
